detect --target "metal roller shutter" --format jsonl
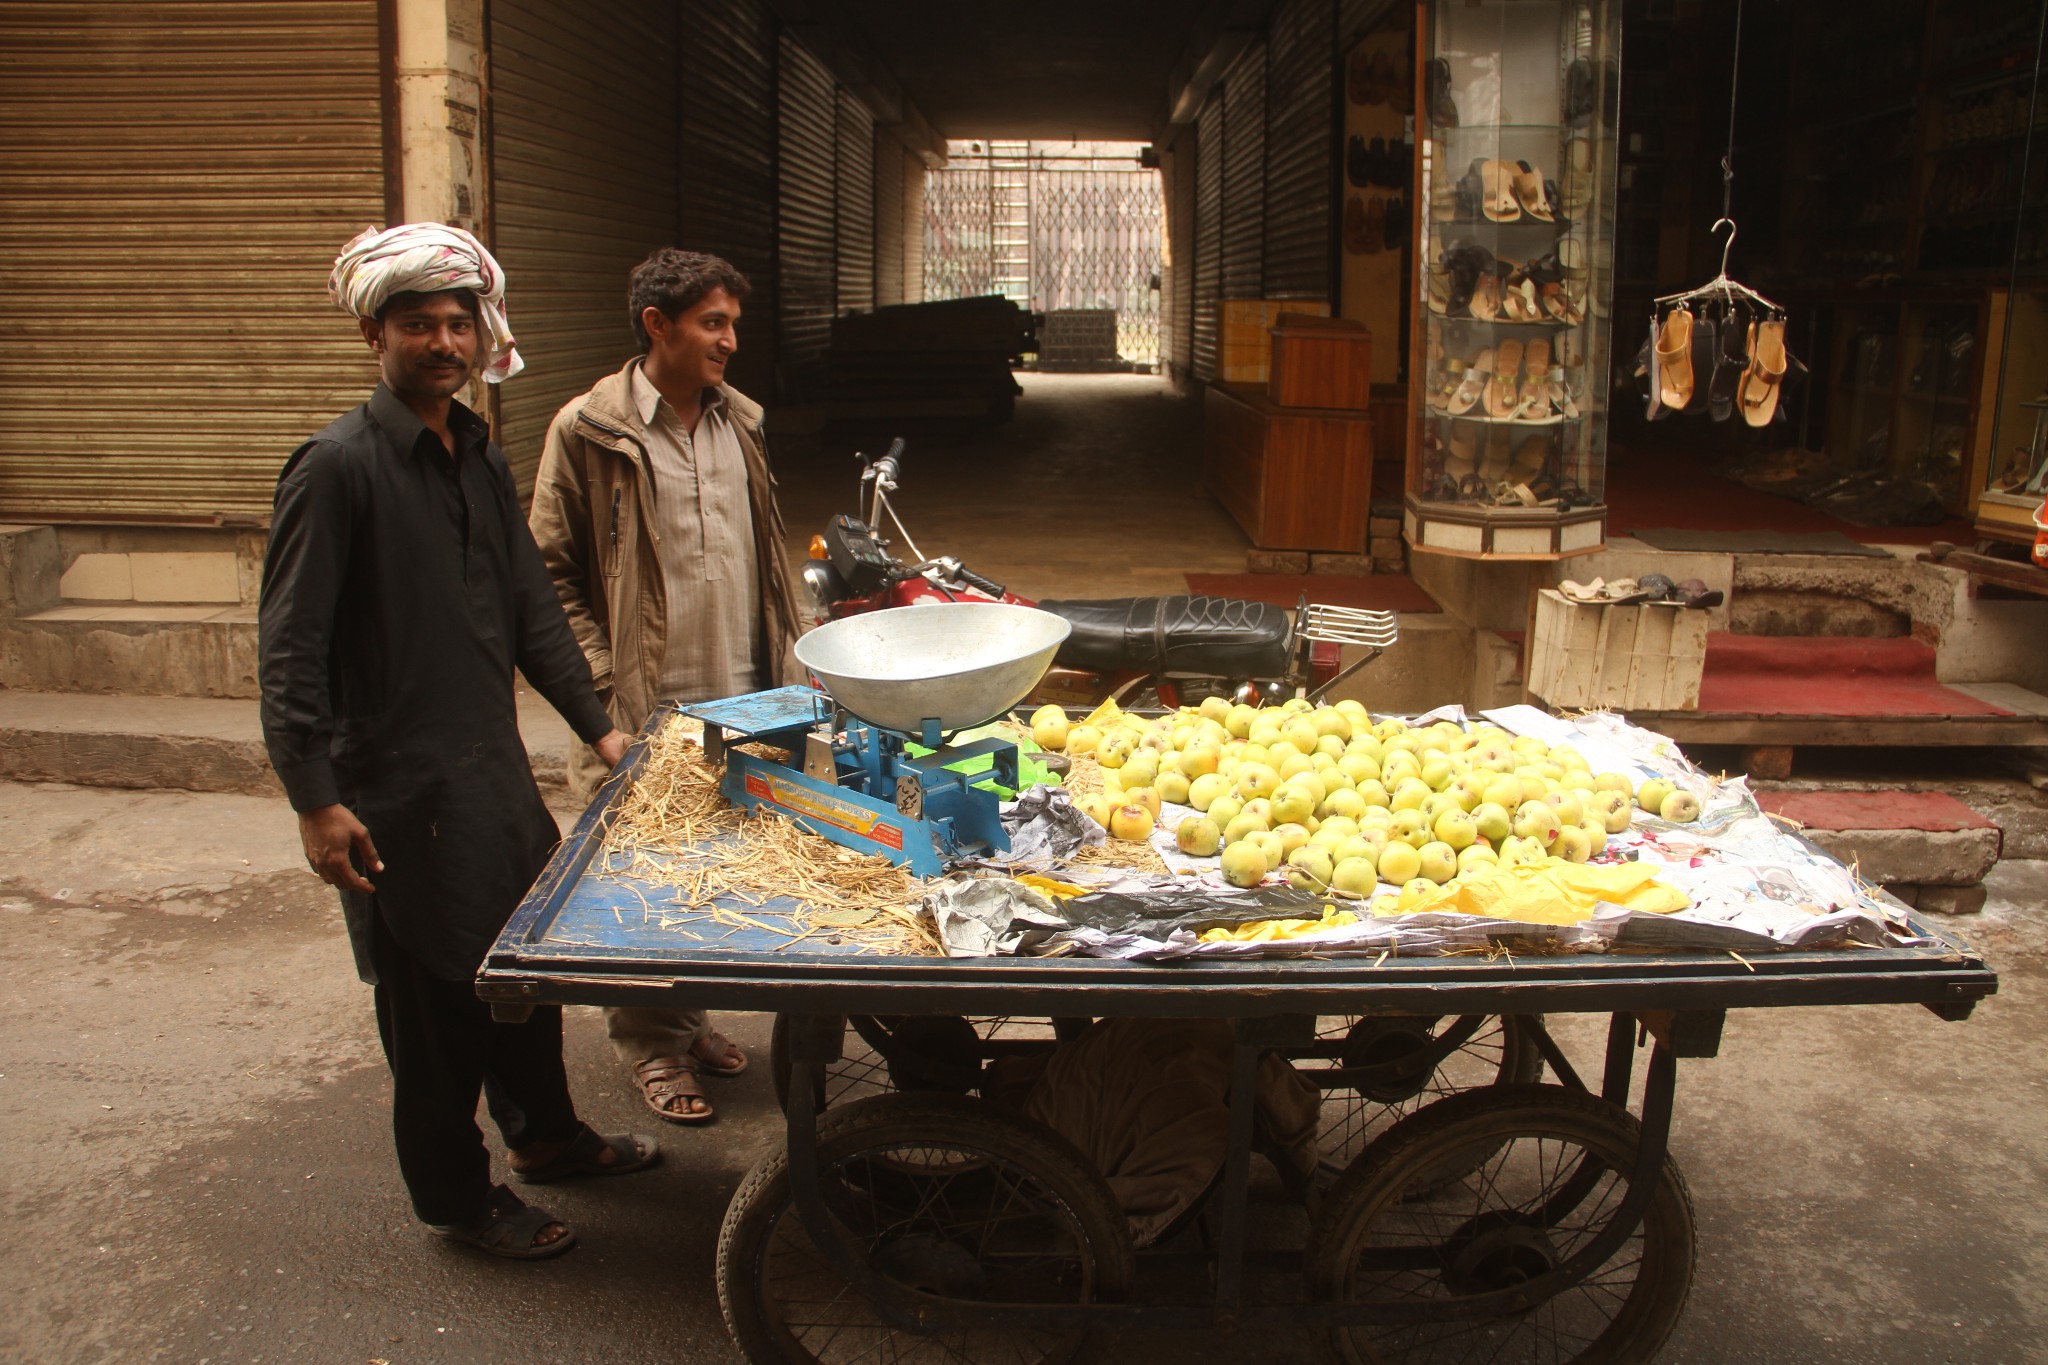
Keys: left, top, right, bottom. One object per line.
{"left": 490, "top": 0, "right": 679, "bottom": 497}
{"left": 0, "top": 1, "right": 384, "bottom": 523}
{"left": 901, "top": 153, "right": 926, "bottom": 305}
{"left": 1221, "top": 40, "right": 1266, "bottom": 301}
{"left": 1192, "top": 90, "right": 1223, "bottom": 382}
{"left": 1162, "top": 126, "right": 1195, "bottom": 378}
{"left": 679, "top": 0, "right": 778, "bottom": 399}
{"left": 1264, "top": 0, "right": 1336, "bottom": 298}
{"left": 777, "top": 34, "right": 836, "bottom": 395}
{"left": 875, "top": 138, "right": 906, "bottom": 308}
{"left": 835, "top": 92, "right": 876, "bottom": 317}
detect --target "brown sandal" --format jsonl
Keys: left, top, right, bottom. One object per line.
{"left": 633, "top": 1056, "right": 715, "bottom": 1125}
{"left": 689, "top": 1030, "right": 749, "bottom": 1078}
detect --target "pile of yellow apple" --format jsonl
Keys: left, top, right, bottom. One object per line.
{"left": 1029, "top": 698, "right": 1699, "bottom": 903}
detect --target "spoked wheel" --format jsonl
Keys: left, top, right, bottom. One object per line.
{"left": 770, "top": 1013, "right": 1058, "bottom": 1111}
{"left": 1305, "top": 1084, "right": 1696, "bottom": 1365}
{"left": 717, "top": 1093, "right": 1134, "bottom": 1365}
{"left": 1313, "top": 1014, "right": 1544, "bottom": 1175}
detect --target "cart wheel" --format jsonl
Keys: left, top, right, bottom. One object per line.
{"left": 1304, "top": 1084, "right": 1696, "bottom": 1365}
{"left": 770, "top": 1013, "right": 1057, "bottom": 1112}
{"left": 717, "top": 1092, "right": 1134, "bottom": 1365}
{"left": 1313, "top": 1014, "right": 1543, "bottom": 1175}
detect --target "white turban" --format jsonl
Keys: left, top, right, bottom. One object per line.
{"left": 329, "top": 223, "right": 525, "bottom": 383}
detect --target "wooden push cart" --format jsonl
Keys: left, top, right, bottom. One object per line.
{"left": 477, "top": 718, "right": 1997, "bottom": 1365}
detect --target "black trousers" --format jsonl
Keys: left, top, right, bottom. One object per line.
{"left": 370, "top": 916, "right": 582, "bottom": 1225}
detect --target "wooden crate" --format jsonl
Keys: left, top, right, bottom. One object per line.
{"left": 1528, "top": 589, "right": 1708, "bottom": 711}
{"left": 1220, "top": 298, "right": 1331, "bottom": 383}
{"left": 1269, "top": 315, "right": 1373, "bottom": 410}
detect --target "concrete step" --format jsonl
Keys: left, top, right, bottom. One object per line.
{"left": 1754, "top": 788, "right": 2002, "bottom": 894}
{"left": 2, "top": 605, "right": 259, "bottom": 698}
{"left": 0, "top": 687, "right": 576, "bottom": 797}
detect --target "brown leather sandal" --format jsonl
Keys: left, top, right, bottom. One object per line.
{"left": 633, "top": 1056, "right": 715, "bottom": 1125}
{"left": 690, "top": 1029, "right": 749, "bottom": 1078}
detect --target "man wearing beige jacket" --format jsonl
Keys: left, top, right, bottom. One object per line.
{"left": 529, "top": 248, "right": 801, "bottom": 1124}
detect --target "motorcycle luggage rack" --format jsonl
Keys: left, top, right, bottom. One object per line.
{"left": 1294, "top": 602, "right": 1400, "bottom": 702}
{"left": 1295, "top": 602, "right": 1399, "bottom": 648}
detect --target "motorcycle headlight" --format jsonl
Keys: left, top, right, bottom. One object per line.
{"left": 801, "top": 559, "right": 844, "bottom": 612}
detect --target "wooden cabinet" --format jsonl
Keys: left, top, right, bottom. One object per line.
{"left": 1203, "top": 381, "right": 1373, "bottom": 551}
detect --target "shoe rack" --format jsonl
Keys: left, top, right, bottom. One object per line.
{"left": 1778, "top": 0, "right": 2047, "bottom": 524}
{"left": 1404, "top": 0, "right": 1621, "bottom": 560}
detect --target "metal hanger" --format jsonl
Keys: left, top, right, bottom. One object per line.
{"left": 1650, "top": 0, "right": 1787, "bottom": 324}
{"left": 1654, "top": 218, "right": 1783, "bottom": 317}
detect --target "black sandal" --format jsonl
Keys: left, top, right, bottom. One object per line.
{"left": 430, "top": 1183, "right": 576, "bottom": 1260}
{"left": 512, "top": 1124, "right": 662, "bottom": 1185}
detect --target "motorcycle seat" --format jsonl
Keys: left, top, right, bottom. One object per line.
{"left": 1039, "top": 595, "right": 1293, "bottom": 678}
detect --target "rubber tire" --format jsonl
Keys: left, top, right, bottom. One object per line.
{"left": 717, "top": 1092, "right": 1135, "bottom": 1365}
{"left": 1314, "top": 1014, "right": 1545, "bottom": 1174}
{"left": 1304, "top": 1084, "right": 1697, "bottom": 1365}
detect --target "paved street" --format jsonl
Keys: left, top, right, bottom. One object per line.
{"left": 2, "top": 779, "right": 2043, "bottom": 1364}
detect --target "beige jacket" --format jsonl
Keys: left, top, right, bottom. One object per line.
{"left": 528, "top": 360, "right": 801, "bottom": 786}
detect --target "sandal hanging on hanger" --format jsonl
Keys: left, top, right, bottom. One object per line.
{"left": 1656, "top": 307, "right": 1695, "bottom": 412}
{"left": 1741, "top": 318, "right": 1788, "bottom": 426}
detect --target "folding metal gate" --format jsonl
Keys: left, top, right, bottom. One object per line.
{"left": 923, "top": 141, "right": 1164, "bottom": 364}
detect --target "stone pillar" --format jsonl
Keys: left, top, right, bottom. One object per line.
{"left": 392, "top": 0, "right": 487, "bottom": 233}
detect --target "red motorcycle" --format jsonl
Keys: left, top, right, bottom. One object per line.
{"left": 798, "top": 440, "right": 1399, "bottom": 710}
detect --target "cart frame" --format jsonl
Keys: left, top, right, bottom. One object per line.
{"left": 477, "top": 712, "right": 1998, "bottom": 1348}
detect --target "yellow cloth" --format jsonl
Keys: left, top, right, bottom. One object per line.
{"left": 1016, "top": 874, "right": 1088, "bottom": 901}
{"left": 1199, "top": 903, "right": 1359, "bottom": 943}
{"left": 1079, "top": 698, "right": 1153, "bottom": 740}
{"left": 1375, "top": 859, "right": 1689, "bottom": 925}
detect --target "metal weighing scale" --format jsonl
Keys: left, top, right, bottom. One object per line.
{"left": 678, "top": 603, "right": 1072, "bottom": 877}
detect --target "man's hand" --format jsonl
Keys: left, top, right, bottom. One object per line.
{"left": 594, "top": 729, "right": 631, "bottom": 769}
{"left": 299, "top": 804, "right": 382, "bottom": 894}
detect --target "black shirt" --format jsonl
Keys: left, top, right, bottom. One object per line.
{"left": 259, "top": 384, "right": 613, "bottom": 981}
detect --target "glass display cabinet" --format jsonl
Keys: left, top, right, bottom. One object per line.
{"left": 1405, "top": 0, "right": 1621, "bottom": 559}
{"left": 1978, "top": 289, "right": 2048, "bottom": 544}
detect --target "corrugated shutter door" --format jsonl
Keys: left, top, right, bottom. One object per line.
{"left": 835, "top": 92, "right": 876, "bottom": 316}
{"left": 777, "top": 34, "right": 836, "bottom": 395}
{"left": 491, "top": 1, "right": 679, "bottom": 496}
{"left": 1221, "top": 40, "right": 1266, "bottom": 300}
{"left": 901, "top": 155, "right": 927, "bottom": 304}
{"left": 679, "top": 0, "right": 778, "bottom": 399}
{"left": 1192, "top": 91, "right": 1223, "bottom": 382}
{"left": 1163, "top": 127, "right": 1194, "bottom": 377}
{"left": 1264, "top": 0, "right": 1336, "bottom": 298}
{"left": 875, "top": 139, "right": 906, "bottom": 308}
{"left": 0, "top": 1, "right": 383, "bottom": 522}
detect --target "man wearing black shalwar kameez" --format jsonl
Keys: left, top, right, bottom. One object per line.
{"left": 260, "top": 223, "right": 658, "bottom": 1259}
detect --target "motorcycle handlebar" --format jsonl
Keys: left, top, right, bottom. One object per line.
{"left": 956, "top": 566, "right": 1006, "bottom": 598}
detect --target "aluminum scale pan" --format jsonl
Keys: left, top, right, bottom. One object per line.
{"left": 793, "top": 603, "right": 1071, "bottom": 736}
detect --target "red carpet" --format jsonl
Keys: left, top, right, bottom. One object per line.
{"left": 1697, "top": 634, "right": 2013, "bottom": 718}
{"left": 1604, "top": 453, "right": 1974, "bottom": 546}
{"left": 1185, "top": 572, "right": 1442, "bottom": 613}
{"left": 1755, "top": 790, "right": 1996, "bottom": 833}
